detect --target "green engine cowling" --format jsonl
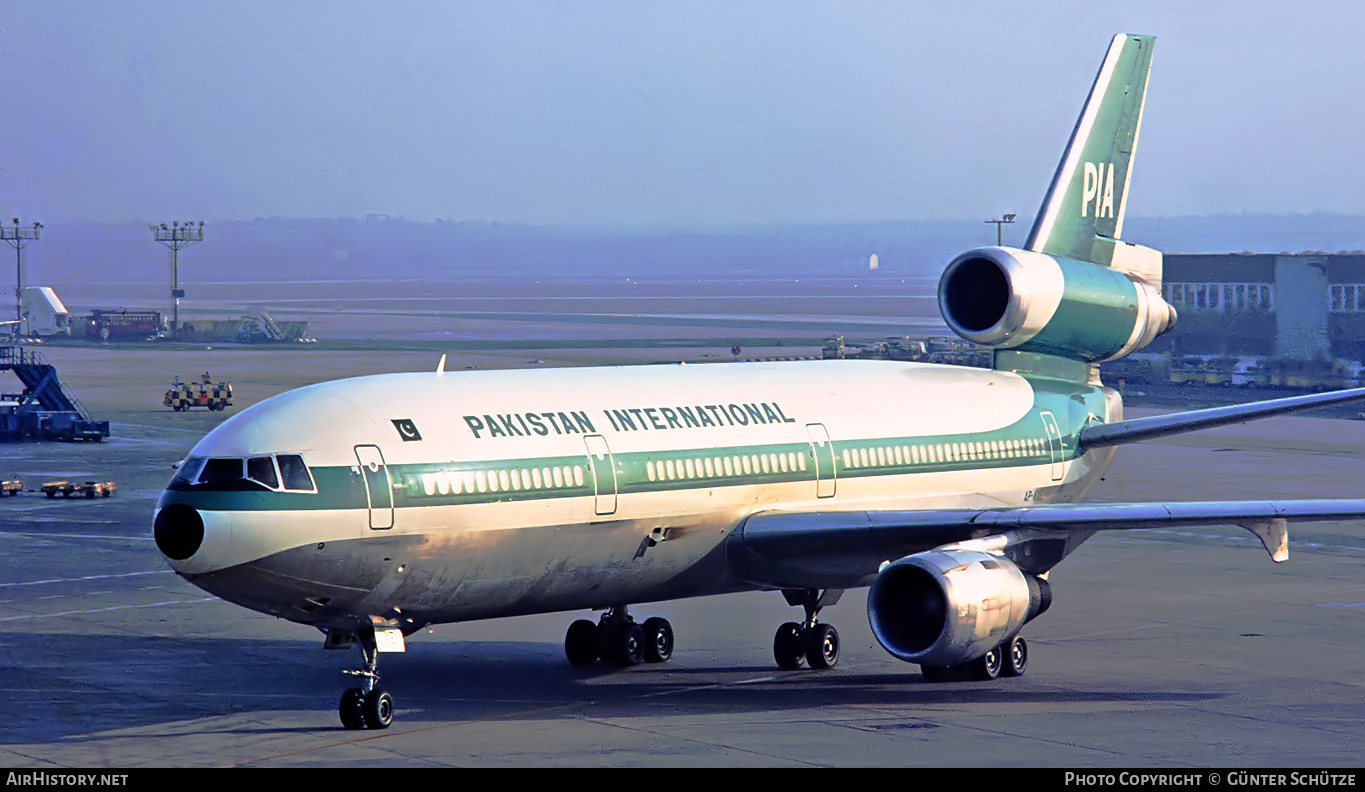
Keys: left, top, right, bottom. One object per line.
{"left": 937, "top": 246, "right": 1177, "bottom": 363}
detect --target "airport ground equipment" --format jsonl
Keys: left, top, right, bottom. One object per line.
{"left": 82, "top": 309, "right": 161, "bottom": 341}
{"left": 822, "top": 335, "right": 991, "bottom": 367}
{"left": 41, "top": 480, "right": 116, "bottom": 499}
{"left": 21, "top": 287, "right": 70, "bottom": 337}
{"left": 0, "top": 346, "right": 110, "bottom": 441}
{"left": 164, "top": 373, "right": 233, "bottom": 411}
{"left": 1, "top": 478, "right": 21, "bottom": 496}
{"left": 237, "top": 308, "right": 314, "bottom": 343}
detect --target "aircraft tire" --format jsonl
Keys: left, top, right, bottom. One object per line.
{"left": 642, "top": 617, "right": 673, "bottom": 663}
{"left": 339, "top": 687, "right": 366, "bottom": 730}
{"left": 773, "top": 622, "right": 805, "bottom": 670}
{"left": 611, "top": 622, "right": 645, "bottom": 666}
{"left": 1002, "top": 636, "right": 1027, "bottom": 677}
{"left": 565, "top": 619, "right": 600, "bottom": 666}
{"left": 805, "top": 623, "right": 839, "bottom": 670}
{"left": 363, "top": 688, "right": 394, "bottom": 729}
{"left": 970, "top": 646, "right": 1002, "bottom": 681}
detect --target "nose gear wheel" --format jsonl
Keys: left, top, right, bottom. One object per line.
{"left": 338, "top": 627, "right": 395, "bottom": 730}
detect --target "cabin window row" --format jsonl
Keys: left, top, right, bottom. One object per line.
{"left": 841, "top": 438, "right": 1048, "bottom": 469}
{"left": 419, "top": 465, "right": 585, "bottom": 497}
{"left": 645, "top": 451, "right": 807, "bottom": 482}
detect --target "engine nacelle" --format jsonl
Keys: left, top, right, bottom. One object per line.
{"left": 867, "top": 549, "right": 1051, "bottom": 667}
{"left": 938, "top": 246, "right": 1177, "bottom": 363}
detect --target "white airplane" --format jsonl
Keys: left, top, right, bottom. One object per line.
{"left": 154, "top": 34, "right": 1365, "bottom": 730}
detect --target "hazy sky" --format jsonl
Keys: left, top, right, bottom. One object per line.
{"left": 4, "top": 1, "right": 1363, "bottom": 225}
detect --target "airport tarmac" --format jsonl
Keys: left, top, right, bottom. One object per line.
{"left": 2, "top": 344, "right": 1364, "bottom": 767}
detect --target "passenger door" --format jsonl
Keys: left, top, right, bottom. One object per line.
{"left": 806, "top": 423, "right": 837, "bottom": 498}
{"left": 584, "top": 434, "right": 617, "bottom": 516}
{"left": 354, "top": 444, "right": 394, "bottom": 529}
{"left": 1040, "top": 412, "right": 1065, "bottom": 482}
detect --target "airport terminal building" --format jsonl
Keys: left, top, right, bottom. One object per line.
{"left": 1155, "top": 253, "right": 1365, "bottom": 362}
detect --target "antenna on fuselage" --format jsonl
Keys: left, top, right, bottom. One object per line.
{"left": 436, "top": 354, "right": 446, "bottom": 375}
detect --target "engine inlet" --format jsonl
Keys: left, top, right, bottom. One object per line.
{"left": 940, "top": 255, "right": 1010, "bottom": 333}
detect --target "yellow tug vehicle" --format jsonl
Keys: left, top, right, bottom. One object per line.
{"left": 165, "top": 373, "right": 233, "bottom": 412}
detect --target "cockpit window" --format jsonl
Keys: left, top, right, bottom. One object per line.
{"left": 246, "top": 456, "right": 279, "bottom": 489}
{"left": 169, "top": 454, "right": 315, "bottom": 493}
{"left": 277, "top": 454, "right": 315, "bottom": 491}
{"left": 176, "top": 457, "right": 206, "bottom": 487}
{"left": 201, "top": 458, "right": 247, "bottom": 487}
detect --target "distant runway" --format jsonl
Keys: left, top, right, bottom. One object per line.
{"left": 53, "top": 273, "right": 948, "bottom": 349}
{"left": 2, "top": 346, "right": 1363, "bottom": 766}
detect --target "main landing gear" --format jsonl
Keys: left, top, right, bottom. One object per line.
{"left": 564, "top": 605, "right": 674, "bottom": 666}
{"left": 336, "top": 629, "right": 395, "bottom": 730}
{"left": 920, "top": 635, "right": 1028, "bottom": 682}
{"left": 773, "top": 588, "right": 843, "bottom": 670}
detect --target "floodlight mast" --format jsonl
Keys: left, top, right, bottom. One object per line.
{"left": 153, "top": 221, "right": 205, "bottom": 337}
{"left": 1, "top": 218, "right": 41, "bottom": 336}
{"left": 985, "top": 213, "right": 1017, "bottom": 246}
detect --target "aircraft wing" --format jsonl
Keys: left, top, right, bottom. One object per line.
{"left": 1078, "top": 386, "right": 1365, "bottom": 449}
{"left": 727, "top": 500, "right": 1365, "bottom": 589}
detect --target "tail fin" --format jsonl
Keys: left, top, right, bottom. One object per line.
{"left": 1025, "top": 34, "right": 1154, "bottom": 268}
{"left": 938, "top": 35, "right": 1174, "bottom": 371}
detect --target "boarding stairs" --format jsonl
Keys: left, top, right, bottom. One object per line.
{"left": 250, "top": 307, "right": 285, "bottom": 341}
{"left": 0, "top": 346, "right": 109, "bottom": 441}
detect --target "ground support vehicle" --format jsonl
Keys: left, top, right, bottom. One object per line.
{"left": 42, "top": 480, "right": 116, "bottom": 499}
{"left": 165, "top": 377, "right": 233, "bottom": 411}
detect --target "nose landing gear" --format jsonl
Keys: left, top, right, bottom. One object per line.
{"left": 330, "top": 623, "right": 403, "bottom": 730}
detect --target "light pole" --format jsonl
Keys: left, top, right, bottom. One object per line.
{"left": 985, "top": 213, "right": 1016, "bottom": 246}
{"left": 152, "top": 221, "right": 204, "bottom": 337}
{"left": 1, "top": 218, "right": 41, "bottom": 336}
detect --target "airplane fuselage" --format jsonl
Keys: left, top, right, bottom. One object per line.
{"left": 154, "top": 358, "right": 1121, "bottom": 633}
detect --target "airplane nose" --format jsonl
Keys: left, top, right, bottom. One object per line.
{"left": 154, "top": 503, "right": 205, "bottom": 560}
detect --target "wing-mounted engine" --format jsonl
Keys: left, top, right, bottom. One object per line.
{"left": 867, "top": 549, "right": 1051, "bottom": 667}
{"left": 938, "top": 245, "right": 1176, "bottom": 364}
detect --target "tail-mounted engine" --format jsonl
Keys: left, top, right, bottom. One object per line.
{"left": 867, "top": 549, "right": 1051, "bottom": 667}
{"left": 938, "top": 246, "right": 1177, "bottom": 363}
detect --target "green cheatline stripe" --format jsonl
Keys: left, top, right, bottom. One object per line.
{"left": 157, "top": 410, "right": 1072, "bottom": 513}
